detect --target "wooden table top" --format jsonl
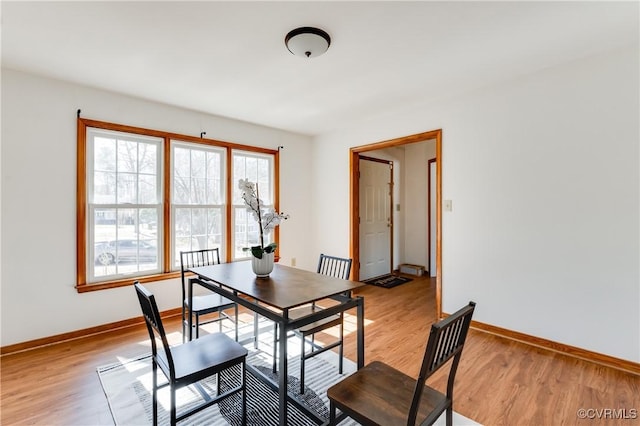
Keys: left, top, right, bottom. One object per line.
{"left": 189, "top": 261, "right": 365, "bottom": 310}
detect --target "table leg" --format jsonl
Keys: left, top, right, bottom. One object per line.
{"left": 278, "top": 315, "right": 288, "bottom": 425}
{"left": 357, "top": 296, "right": 365, "bottom": 369}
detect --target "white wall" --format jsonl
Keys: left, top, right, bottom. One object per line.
{"left": 403, "top": 141, "right": 436, "bottom": 268}
{"left": 0, "top": 69, "right": 313, "bottom": 346}
{"left": 313, "top": 45, "right": 639, "bottom": 362}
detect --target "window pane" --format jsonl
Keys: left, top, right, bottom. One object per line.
{"left": 117, "top": 139, "right": 138, "bottom": 173}
{"left": 94, "top": 137, "right": 116, "bottom": 172}
{"left": 207, "top": 151, "right": 222, "bottom": 204}
{"left": 234, "top": 206, "right": 272, "bottom": 259}
{"left": 173, "top": 147, "right": 190, "bottom": 204}
{"left": 172, "top": 143, "right": 224, "bottom": 206}
{"left": 232, "top": 152, "right": 273, "bottom": 205}
{"left": 191, "top": 149, "right": 206, "bottom": 178}
{"left": 138, "top": 142, "right": 157, "bottom": 175}
{"left": 174, "top": 207, "right": 222, "bottom": 267}
{"left": 138, "top": 174, "right": 157, "bottom": 204}
{"left": 94, "top": 137, "right": 117, "bottom": 204}
{"left": 92, "top": 207, "right": 160, "bottom": 279}
{"left": 92, "top": 132, "right": 159, "bottom": 206}
{"left": 94, "top": 208, "right": 117, "bottom": 240}
{"left": 191, "top": 177, "right": 207, "bottom": 204}
{"left": 117, "top": 172, "right": 137, "bottom": 204}
{"left": 94, "top": 171, "right": 116, "bottom": 204}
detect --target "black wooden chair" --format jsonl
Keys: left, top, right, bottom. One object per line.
{"left": 273, "top": 254, "right": 353, "bottom": 394}
{"left": 180, "top": 248, "right": 238, "bottom": 342}
{"left": 327, "top": 301, "right": 476, "bottom": 426}
{"left": 134, "top": 282, "right": 248, "bottom": 426}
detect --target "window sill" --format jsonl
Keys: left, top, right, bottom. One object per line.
{"left": 76, "top": 271, "right": 182, "bottom": 293}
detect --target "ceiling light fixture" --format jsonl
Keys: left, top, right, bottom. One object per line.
{"left": 285, "top": 27, "right": 331, "bottom": 58}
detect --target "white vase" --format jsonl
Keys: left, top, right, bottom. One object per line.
{"left": 251, "top": 252, "right": 274, "bottom": 278}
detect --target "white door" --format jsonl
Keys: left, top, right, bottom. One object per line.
{"left": 359, "top": 158, "right": 391, "bottom": 280}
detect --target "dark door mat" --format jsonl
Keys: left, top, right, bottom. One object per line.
{"left": 363, "top": 274, "right": 413, "bottom": 289}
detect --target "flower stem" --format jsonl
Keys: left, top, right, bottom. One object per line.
{"left": 256, "top": 183, "right": 265, "bottom": 250}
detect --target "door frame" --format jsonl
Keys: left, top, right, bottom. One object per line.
{"left": 350, "top": 129, "right": 443, "bottom": 317}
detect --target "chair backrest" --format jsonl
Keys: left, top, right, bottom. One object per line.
{"left": 179, "top": 248, "right": 221, "bottom": 300}
{"left": 407, "top": 301, "right": 476, "bottom": 425}
{"left": 317, "top": 253, "right": 352, "bottom": 280}
{"left": 134, "top": 282, "right": 176, "bottom": 379}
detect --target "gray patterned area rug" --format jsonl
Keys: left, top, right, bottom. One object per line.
{"left": 97, "top": 321, "right": 360, "bottom": 426}
{"left": 98, "top": 351, "right": 348, "bottom": 425}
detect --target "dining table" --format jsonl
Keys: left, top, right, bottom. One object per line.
{"left": 188, "top": 261, "right": 366, "bottom": 426}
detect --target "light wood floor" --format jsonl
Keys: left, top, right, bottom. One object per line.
{"left": 1, "top": 276, "right": 638, "bottom": 425}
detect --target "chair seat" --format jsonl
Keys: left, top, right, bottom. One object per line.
{"left": 186, "top": 293, "right": 235, "bottom": 315}
{"left": 289, "top": 305, "right": 342, "bottom": 335}
{"left": 327, "top": 361, "right": 449, "bottom": 426}
{"left": 157, "top": 332, "right": 248, "bottom": 384}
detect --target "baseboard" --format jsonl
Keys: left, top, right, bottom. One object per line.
{"left": 470, "top": 319, "right": 640, "bottom": 376}
{"left": 0, "top": 308, "right": 182, "bottom": 356}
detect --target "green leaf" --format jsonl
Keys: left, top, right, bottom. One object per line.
{"left": 264, "top": 243, "right": 277, "bottom": 254}
{"left": 250, "top": 246, "right": 264, "bottom": 259}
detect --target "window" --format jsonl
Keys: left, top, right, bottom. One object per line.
{"left": 87, "top": 128, "right": 162, "bottom": 282}
{"left": 77, "top": 118, "right": 279, "bottom": 292}
{"left": 171, "top": 141, "right": 225, "bottom": 267}
{"left": 232, "top": 150, "right": 276, "bottom": 260}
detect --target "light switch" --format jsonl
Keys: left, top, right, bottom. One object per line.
{"left": 444, "top": 200, "right": 452, "bottom": 212}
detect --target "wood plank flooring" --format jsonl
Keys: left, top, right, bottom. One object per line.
{"left": 1, "top": 276, "right": 638, "bottom": 425}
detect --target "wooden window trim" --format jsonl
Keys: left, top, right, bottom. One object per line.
{"left": 76, "top": 117, "right": 279, "bottom": 293}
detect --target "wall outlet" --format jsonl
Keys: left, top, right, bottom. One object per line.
{"left": 291, "top": 257, "right": 296, "bottom": 267}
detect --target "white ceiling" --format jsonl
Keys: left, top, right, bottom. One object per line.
{"left": 2, "top": 1, "right": 638, "bottom": 136}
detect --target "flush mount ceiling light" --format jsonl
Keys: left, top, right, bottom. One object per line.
{"left": 285, "top": 27, "right": 331, "bottom": 58}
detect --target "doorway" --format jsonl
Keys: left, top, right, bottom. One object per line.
{"left": 350, "top": 129, "right": 443, "bottom": 317}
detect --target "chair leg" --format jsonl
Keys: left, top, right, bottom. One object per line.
{"left": 300, "top": 334, "right": 306, "bottom": 394}
{"left": 446, "top": 407, "right": 453, "bottom": 426}
{"left": 181, "top": 306, "right": 187, "bottom": 343}
{"left": 170, "top": 384, "right": 177, "bottom": 426}
{"left": 195, "top": 313, "right": 200, "bottom": 339}
{"left": 272, "top": 323, "right": 278, "bottom": 373}
{"left": 253, "top": 303, "right": 259, "bottom": 349}
{"left": 152, "top": 362, "right": 158, "bottom": 426}
{"left": 234, "top": 304, "right": 239, "bottom": 342}
{"left": 242, "top": 362, "right": 247, "bottom": 425}
{"left": 338, "top": 315, "right": 344, "bottom": 374}
{"left": 329, "top": 401, "right": 337, "bottom": 426}
{"left": 219, "top": 310, "right": 223, "bottom": 333}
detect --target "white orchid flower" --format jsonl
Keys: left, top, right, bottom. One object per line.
{"left": 238, "top": 179, "right": 289, "bottom": 257}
